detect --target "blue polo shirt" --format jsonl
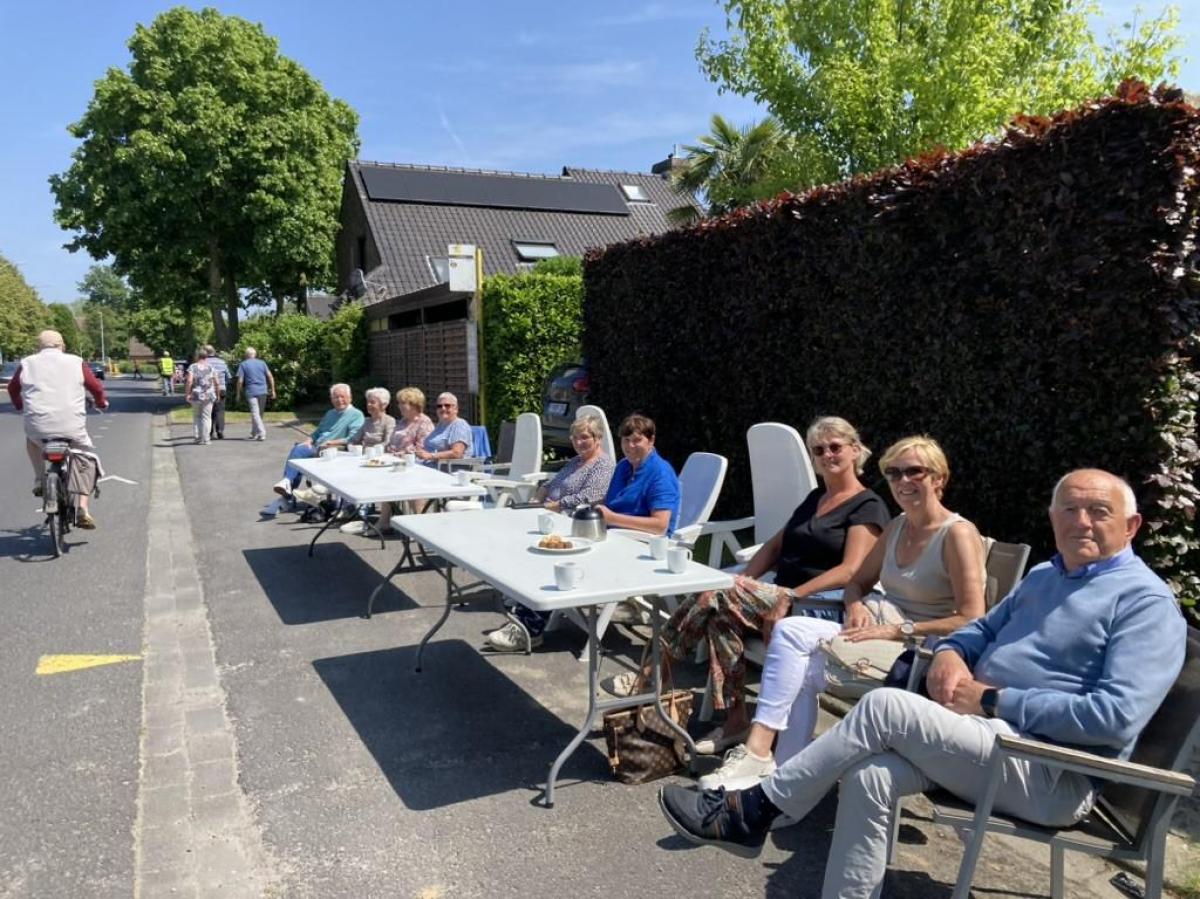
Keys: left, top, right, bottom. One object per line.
{"left": 237, "top": 358, "right": 271, "bottom": 397}
{"left": 604, "top": 449, "right": 681, "bottom": 535}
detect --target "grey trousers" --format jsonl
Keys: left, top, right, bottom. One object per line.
{"left": 248, "top": 395, "right": 266, "bottom": 439}
{"left": 192, "top": 401, "right": 213, "bottom": 444}
{"left": 762, "top": 688, "right": 1095, "bottom": 899}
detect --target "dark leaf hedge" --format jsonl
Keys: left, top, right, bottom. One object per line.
{"left": 583, "top": 81, "right": 1200, "bottom": 606}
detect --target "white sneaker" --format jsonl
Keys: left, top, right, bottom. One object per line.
{"left": 339, "top": 519, "right": 366, "bottom": 535}
{"left": 697, "top": 744, "right": 776, "bottom": 791}
{"left": 609, "top": 599, "right": 647, "bottom": 624}
{"left": 293, "top": 488, "right": 321, "bottom": 506}
{"left": 600, "top": 671, "right": 644, "bottom": 697}
{"left": 309, "top": 483, "right": 330, "bottom": 496}
{"left": 273, "top": 478, "right": 293, "bottom": 497}
{"left": 485, "top": 622, "right": 543, "bottom": 653}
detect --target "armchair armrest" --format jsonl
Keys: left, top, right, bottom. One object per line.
{"left": 698, "top": 516, "right": 755, "bottom": 569}
{"left": 733, "top": 543, "right": 764, "bottom": 565}
{"left": 993, "top": 733, "right": 1197, "bottom": 796}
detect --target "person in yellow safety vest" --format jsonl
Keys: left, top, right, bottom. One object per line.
{"left": 158, "top": 353, "right": 175, "bottom": 396}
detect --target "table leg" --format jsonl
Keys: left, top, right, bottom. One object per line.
{"left": 306, "top": 510, "right": 342, "bottom": 557}
{"left": 544, "top": 604, "right": 601, "bottom": 808}
{"left": 415, "top": 562, "right": 457, "bottom": 673}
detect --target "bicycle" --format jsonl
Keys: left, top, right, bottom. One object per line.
{"left": 40, "top": 439, "right": 75, "bottom": 557}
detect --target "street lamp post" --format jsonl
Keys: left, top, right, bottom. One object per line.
{"left": 99, "top": 310, "right": 106, "bottom": 367}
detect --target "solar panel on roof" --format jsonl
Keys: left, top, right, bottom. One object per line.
{"left": 360, "top": 166, "right": 630, "bottom": 216}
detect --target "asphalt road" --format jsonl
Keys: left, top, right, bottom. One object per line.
{"left": 0, "top": 377, "right": 160, "bottom": 896}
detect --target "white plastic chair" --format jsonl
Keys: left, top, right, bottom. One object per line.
{"left": 444, "top": 414, "right": 548, "bottom": 511}
{"left": 575, "top": 404, "right": 615, "bottom": 461}
{"left": 701, "top": 422, "right": 817, "bottom": 569}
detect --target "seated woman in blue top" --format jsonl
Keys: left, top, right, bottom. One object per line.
{"left": 599, "top": 413, "right": 681, "bottom": 535}
{"left": 414, "top": 391, "right": 473, "bottom": 466}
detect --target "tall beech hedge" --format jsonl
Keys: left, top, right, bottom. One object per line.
{"left": 584, "top": 82, "right": 1200, "bottom": 605}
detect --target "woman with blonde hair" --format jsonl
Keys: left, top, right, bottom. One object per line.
{"left": 700, "top": 434, "right": 987, "bottom": 793}
{"left": 603, "top": 417, "right": 891, "bottom": 754}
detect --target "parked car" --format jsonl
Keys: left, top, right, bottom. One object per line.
{"left": 0, "top": 361, "right": 18, "bottom": 387}
{"left": 541, "top": 361, "right": 589, "bottom": 451}
{"left": 86, "top": 360, "right": 106, "bottom": 380}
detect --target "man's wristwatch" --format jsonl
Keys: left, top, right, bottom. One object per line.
{"left": 898, "top": 619, "right": 916, "bottom": 638}
{"left": 980, "top": 688, "right": 1000, "bottom": 719}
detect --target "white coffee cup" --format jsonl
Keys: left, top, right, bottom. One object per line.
{"left": 649, "top": 534, "right": 669, "bottom": 561}
{"left": 455, "top": 469, "right": 472, "bottom": 486}
{"left": 320, "top": 448, "right": 338, "bottom": 460}
{"left": 348, "top": 444, "right": 363, "bottom": 456}
{"left": 554, "top": 561, "right": 584, "bottom": 591}
{"left": 667, "top": 546, "right": 692, "bottom": 573}
{"left": 404, "top": 451, "right": 416, "bottom": 468}
{"left": 366, "top": 445, "right": 382, "bottom": 459}
{"left": 538, "top": 512, "right": 556, "bottom": 535}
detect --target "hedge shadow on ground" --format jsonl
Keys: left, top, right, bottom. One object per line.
{"left": 242, "top": 541, "right": 418, "bottom": 624}
{"left": 313, "top": 641, "right": 605, "bottom": 809}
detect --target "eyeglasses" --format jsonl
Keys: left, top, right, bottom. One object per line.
{"left": 436, "top": 403, "right": 455, "bottom": 409}
{"left": 811, "top": 442, "right": 846, "bottom": 457}
{"left": 883, "top": 466, "right": 930, "bottom": 482}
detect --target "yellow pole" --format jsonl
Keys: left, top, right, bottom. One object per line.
{"left": 473, "top": 247, "right": 486, "bottom": 429}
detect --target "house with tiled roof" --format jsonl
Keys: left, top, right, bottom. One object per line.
{"left": 334, "top": 156, "right": 696, "bottom": 420}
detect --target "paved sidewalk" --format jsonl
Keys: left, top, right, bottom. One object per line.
{"left": 133, "top": 419, "right": 273, "bottom": 897}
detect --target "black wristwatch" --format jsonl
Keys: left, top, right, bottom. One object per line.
{"left": 980, "top": 688, "right": 1000, "bottom": 719}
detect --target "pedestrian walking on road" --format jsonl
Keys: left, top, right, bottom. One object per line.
{"left": 185, "top": 349, "right": 219, "bottom": 445}
{"left": 205, "top": 344, "right": 229, "bottom": 439}
{"left": 236, "top": 347, "right": 275, "bottom": 441}
{"left": 158, "top": 352, "right": 175, "bottom": 396}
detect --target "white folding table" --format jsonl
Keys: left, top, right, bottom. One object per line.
{"left": 392, "top": 507, "right": 734, "bottom": 806}
{"left": 290, "top": 456, "right": 487, "bottom": 614}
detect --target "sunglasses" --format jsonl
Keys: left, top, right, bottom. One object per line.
{"left": 436, "top": 403, "right": 455, "bottom": 409}
{"left": 811, "top": 442, "right": 846, "bottom": 457}
{"left": 883, "top": 465, "right": 930, "bottom": 482}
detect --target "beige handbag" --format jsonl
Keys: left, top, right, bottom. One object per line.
{"left": 820, "top": 595, "right": 909, "bottom": 700}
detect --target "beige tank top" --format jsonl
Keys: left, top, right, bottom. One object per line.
{"left": 879, "top": 513, "right": 982, "bottom": 621}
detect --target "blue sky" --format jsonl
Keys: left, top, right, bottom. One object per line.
{"left": 1, "top": 1, "right": 1196, "bottom": 303}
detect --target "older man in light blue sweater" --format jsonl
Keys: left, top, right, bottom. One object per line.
{"left": 658, "top": 469, "right": 1186, "bottom": 899}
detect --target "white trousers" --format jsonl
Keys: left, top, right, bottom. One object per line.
{"left": 762, "top": 688, "right": 1095, "bottom": 899}
{"left": 755, "top": 615, "right": 842, "bottom": 761}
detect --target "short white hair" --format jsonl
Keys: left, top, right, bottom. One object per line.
{"left": 365, "top": 387, "right": 390, "bottom": 407}
{"left": 1050, "top": 470, "right": 1138, "bottom": 516}
{"left": 330, "top": 383, "right": 351, "bottom": 398}
{"left": 437, "top": 392, "right": 458, "bottom": 406}
{"left": 244, "top": 347, "right": 257, "bottom": 358}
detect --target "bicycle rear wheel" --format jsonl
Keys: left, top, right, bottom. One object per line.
{"left": 45, "top": 475, "right": 62, "bottom": 557}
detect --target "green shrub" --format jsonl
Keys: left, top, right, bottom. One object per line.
{"left": 232, "top": 313, "right": 328, "bottom": 409}
{"left": 481, "top": 272, "right": 583, "bottom": 437}
{"left": 326, "top": 301, "right": 368, "bottom": 383}
{"left": 532, "top": 255, "right": 583, "bottom": 277}
{"left": 583, "top": 82, "right": 1200, "bottom": 609}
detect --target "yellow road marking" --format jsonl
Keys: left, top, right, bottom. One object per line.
{"left": 36, "top": 654, "right": 142, "bottom": 675}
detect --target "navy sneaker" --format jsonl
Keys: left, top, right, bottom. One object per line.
{"left": 658, "top": 785, "right": 769, "bottom": 859}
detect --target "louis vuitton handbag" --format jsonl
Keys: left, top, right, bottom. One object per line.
{"left": 601, "top": 655, "right": 694, "bottom": 785}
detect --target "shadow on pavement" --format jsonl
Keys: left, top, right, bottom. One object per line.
{"left": 0, "top": 523, "right": 66, "bottom": 562}
{"left": 243, "top": 543, "right": 419, "bottom": 624}
{"left": 314, "top": 640, "right": 605, "bottom": 809}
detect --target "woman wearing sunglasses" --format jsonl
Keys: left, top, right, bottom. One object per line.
{"left": 700, "top": 434, "right": 986, "bottom": 793}
{"left": 602, "top": 417, "right": 890, "bottom": 753}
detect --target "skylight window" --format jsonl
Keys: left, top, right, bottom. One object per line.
{"left": 620, "top": 184, "right": 650, "bottom": 202}
{"left": 428, "top": 256, "right": 450, "bottom": 283}
{"left": 513, "top": 241, "right": 560, "bottom": 262}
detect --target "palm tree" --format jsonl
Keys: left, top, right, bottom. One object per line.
{"left": 667, "top": 115, "right": 794, "bottom": 225}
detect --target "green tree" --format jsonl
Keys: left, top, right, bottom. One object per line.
{"left": 0, "top": 256, "right": 50, "bottom": 361}
{"left": 47, "top": 304, "right": 87, "bottom": 356}
{"left": 666, "top": 114, "right": 824, "bottom": 223}
{"left": 697, "top": 0, "right": 1182, "bottom": 182}
{"left": 51, "top": 6, "right": 360, "bottom": 349}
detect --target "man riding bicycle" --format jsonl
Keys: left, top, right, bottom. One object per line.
{"left": 7, "top": 330, "right": 108, "bottom": 528}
